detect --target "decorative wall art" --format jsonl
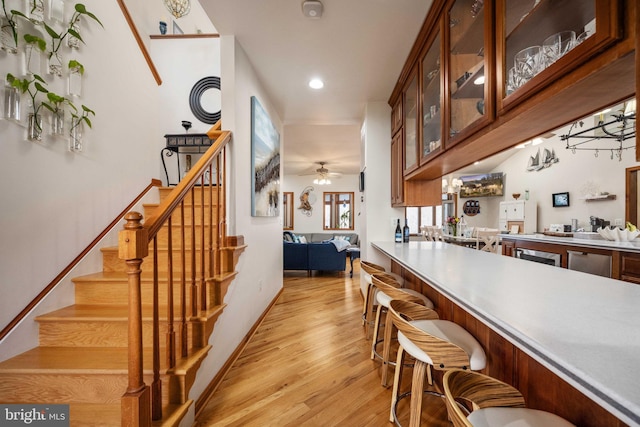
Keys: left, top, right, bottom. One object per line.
{"left": 189, "top": 76, "right": 221, "bottom": 124}
{"left": 459, "top": 173, "right": 504, "bottom": 198}
{"left": 251, "top": 96, "right": 280, "bottom": 217}
{"left": 526, "top": 147, "right": 559, "bottom": 171}
{"left": 298, "top": 186, "right": 315, "bottom": 217}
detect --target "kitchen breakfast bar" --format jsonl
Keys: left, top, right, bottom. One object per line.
{"left": 372, "top": 240, "right": 640, "bottom": 427}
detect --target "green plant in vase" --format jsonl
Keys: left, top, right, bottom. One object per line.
{"left": 6, "top": 72, "right": 49, "bottom": 141}
{"left": 23, "top": 33, "right": 46, "bottom": 74}
{"left": 0, "top": 1, "right": 20, "bottom": 53}
{"left": 42, "top": 3, "right": 103, "bottom": 76}
{"left": 42, "top": 91, "right": 71, "bottom": 135}
{"left": 68, "top": 103, "right": 94, "bottom": 152}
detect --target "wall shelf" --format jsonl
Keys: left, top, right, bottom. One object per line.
{"left": 582, "top": 195, "right": 617, "bottom": 201}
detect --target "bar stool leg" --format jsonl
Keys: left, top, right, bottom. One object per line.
{"left": 381, "top": 309, "right": 395, "bottom": 387}
{"left": 361, "top": 282, "right": 370, "bottom": 326}
{"left": 409, "top": 361, "right": 427, "bottom": 427}
{"left": 390, "top": 346, "right": 405, "bottom": 423}
{"left": 370, "top": 302, "right": 384, "bottom": 359}
{"left": 365, "top": 286, "right": 377, "bottom": 340}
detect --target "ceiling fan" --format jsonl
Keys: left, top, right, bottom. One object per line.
{"left": 300, "top": 161, "right": 341, "bottom": 184}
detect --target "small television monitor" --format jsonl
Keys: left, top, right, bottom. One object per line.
{"left": 552, "top": 192, "right": 570, "bottom": 207}
{"left": 459, "top": 172, "right": 504, "bottom": 198}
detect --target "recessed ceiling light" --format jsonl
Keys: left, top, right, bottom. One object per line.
{"left": 473, "top": 75, "right": 485, "bottom": 85}
{"left": 531, "top": 137, "right": 543, "bottom": 145}
{"left": 593, "top": 108, "right": 611, "bottom": 116}
{"left": 309, "top": 78, "right": 324, "bottom": 89}
{"left": 474, "top": 161, "right": 480, "bottom": 165}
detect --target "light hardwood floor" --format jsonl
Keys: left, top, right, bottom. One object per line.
{"left": 194, "top": 262, "right": 450, "bottom": 427}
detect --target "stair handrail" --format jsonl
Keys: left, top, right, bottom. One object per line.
{"left": 119, "top": 125, "right": 231, "bottom": 426}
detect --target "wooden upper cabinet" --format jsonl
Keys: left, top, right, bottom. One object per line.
{"left": 446, "top": 0, "right": 494, "bottom": 147}
{"left": 391, "top": 97, "right": 402, "bottom": 136}
{"left": 420, "top": 24, "right": 443, "bottom": 164}
{"left": 403, "top": 69, "right": 420, "bottom": 175}
{"left": 496, "top": 0, "right": 622, "bottom": 113}
{"left": 391, "top": 131, "right": 404, "bottom": 206}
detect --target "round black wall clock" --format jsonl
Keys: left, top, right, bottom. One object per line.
{"left": 189, "top": 76, "right": 221, "bottom": 124}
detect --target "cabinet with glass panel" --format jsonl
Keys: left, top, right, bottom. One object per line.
{"left": 447, "top": 0, "right": 493, "bottom": 145}
{"left": 497, "top": 0, "right": 621, "bottom": 111}
{"left": 403, "top": 69, "right": 419, "bottom": 175}
{"left": 420, "top": 28, "right": 443, "bottom": 163}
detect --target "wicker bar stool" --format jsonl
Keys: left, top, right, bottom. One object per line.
{"left": 360, "top": 261, "right": 404, "bottom": 339}
{"left": 388, "top": 299, "right": 486, "bottom": 427}
{"left": 443, "top": 369, "right": 575, "bottom": 427}
{"left": 369, "top": 272, "right": 434, "bottom": 387}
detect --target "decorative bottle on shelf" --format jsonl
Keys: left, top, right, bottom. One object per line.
{"left": 403, "top": 218, "right": 410, "bottom": 243}
{"left": 459, "top": 215, "right": 467, "bottom": 237}
{"left": 395, "top": 219, "right": 402, "bottom": 243}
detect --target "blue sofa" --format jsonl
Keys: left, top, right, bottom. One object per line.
{"left": 283, "top": 232, "right": 358, "bottom": 274}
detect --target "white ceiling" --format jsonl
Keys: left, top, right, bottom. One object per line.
{"left": 199, "top": 0, "right": 433, "bottom": 176}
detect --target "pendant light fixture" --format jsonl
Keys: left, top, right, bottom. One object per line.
{"left": 164, "top": 0, "right": 191, "bottom": 19}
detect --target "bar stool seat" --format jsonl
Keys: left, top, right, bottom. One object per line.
{"left": 467, "top": 408, "right": 575, "bottom": 426}
{"left": 388, "top": 299, "right": 487, "bottom": 427}
{"left": 443, "top": 369, "right": 575, "bottom": 427}
{"left": 397, "top": 319, "right": 486, "bottom": 371}
{"left": 360, "top": 261, "right": 404, "bottom": 339}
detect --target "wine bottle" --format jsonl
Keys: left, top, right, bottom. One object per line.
{"left": 403, "top": 218, "right": 410, "bottom": 243}
{"left": 395, "top": 219, "right": 402, "bottom": 243}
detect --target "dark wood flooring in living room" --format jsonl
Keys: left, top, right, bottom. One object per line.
{"left": 194, "top": 261, "right": 450, "bottom": 427}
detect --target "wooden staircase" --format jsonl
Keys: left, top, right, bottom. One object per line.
{"left": 0, "top": 128, "right": 243, "bottom": 426}
{"left": 0, "top": 185, "right": 245, "bottom": 426}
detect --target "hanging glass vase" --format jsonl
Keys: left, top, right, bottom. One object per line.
{"left": 28, "top": 113, "right": 43, "bottom": 141}
{"left": 50, "top": 109, "right": 64, "bottom": 135}
{"left": 68, "top": 66, "right": 82, "bottom": 97}
{"left": 26, "top": 0, "right": 45, "bottom": 24}
{"left": 25, "top": 43, "right": 43, "bottom": 75}
{"left": 67, "top": 20, "right": 80, "bottom": 48}
{"left": 0, "top": 17, "right": 18, "bottom": 54}
{"left": 47, "top": 52, "right": 63, "bottom": 77}
{"left": 3, "top": 84, "right": 21, "bottom": 121}
{"left": 69, "top": 121, "right": 83, "bottom": 152}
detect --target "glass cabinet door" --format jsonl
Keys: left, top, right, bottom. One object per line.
{"left": 421, "top": 30, "right": 442, "bottom": 162}
{"left": 499, "top": 0, "right": 620, "bottom": 110}
{"left": 403, "top": 70, "right": 419, "bottom": 174}
{"left": 448, "top": 0, "right": 491, "bottom": 145}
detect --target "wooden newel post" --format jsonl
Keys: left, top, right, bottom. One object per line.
{"left": 119, "top": 212, "right": 151, "bottom": 427}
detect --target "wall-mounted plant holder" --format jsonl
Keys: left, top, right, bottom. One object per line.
{"left": 24, "top": 43, "right": 43, "bottom": 75}
{"left": 0, "top": 17, "right": 18, "bottom": 54}
{"left": 26, "top": 0, "right": 45, "bottom": 24}
{"left": 68, "top": 121, "right": 83, "bottom": 152}
{"left": 68, "top": 66, "right": 81, "bottom": 96}
{"left": 47, "top": 0, "right": 64, "bottom": 22}
{"left": 27, "top": 113, "right": 43, "bottom": 141}
{"left": 67, "top": 21, "right": 79, "bottom": 48}
{"left": 50, "top": 109, "right": 63, "bottom": 135}
{"left": 47, "top": 52, "right": 63, "bottom": 76}
{"left": 3, "top": 83, "right": 21, "bottom": 121}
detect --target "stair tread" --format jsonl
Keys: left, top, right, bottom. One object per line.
{"left": 73, "top": 270, "right": 237, "bottom": 282}
{"left": 0, "top": 347, "right": 131, "bottom": 372}
{"left": 37, "top": 304, "right": 225, "bottom": 322}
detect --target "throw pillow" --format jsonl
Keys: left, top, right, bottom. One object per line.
{"left": 299, "top": 236, "right": 307, "bottom": 243}
{"left": 333, "top": 235, "right": 351, "bottom": 242}
{"left": 292, "top": 234, "right": 300, "bottom": 243}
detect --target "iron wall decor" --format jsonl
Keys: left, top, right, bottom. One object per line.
{"left": 251, "top": 96, "right": 280, "bottom": 217}
{"left": 189, "top": 76, "right": 221, "bottom": 124}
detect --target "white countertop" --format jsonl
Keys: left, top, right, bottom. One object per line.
{"left": 372, "top": 240, "right": 640, "bottom": 426}
{"left": 502, "top": 232, "right": 640, "bottom": 253}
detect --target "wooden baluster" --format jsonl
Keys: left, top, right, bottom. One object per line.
{"left": 166, "top": 216, "right": 176, "bottom": 369}
{"left": 200, "top": 173, "right": 206, "bottom": 311}
{"left": 190, "top": 188, "right": 197, "bottom": 317}
{"left": 180, "top": 202, "right": 188, "bottom": 358}
{"left": 151, "top": 238, "right": 162, "bottom": 420}
{"left": 118, "top": 212, "right": 151, "bottom": 427}
{"left": 208, "top": 163, "right": 214, "bottom": 279}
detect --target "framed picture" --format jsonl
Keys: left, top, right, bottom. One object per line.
{"left": 552, "top": 192, "right": 570, "bottom": 207}
{"left": 172, "top": 20, "right": 183, "bottom": 35}
{"left": 250, "top": 96, "right": 280, "bottom": 217}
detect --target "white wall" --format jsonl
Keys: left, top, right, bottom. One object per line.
{"left": 281, "top": 173, "right": 360, "bottom": 235}
{"left": 360, "top": 102, "right": 404, "bottom": 295}
{"left": 189, "top": 36, "right": 284, "bottom": 412}
{"left": 0, "top": 0, "right": 161, "bottom": 334}
{"left": 455, "top": 133, "right": 638, "bottom": 232}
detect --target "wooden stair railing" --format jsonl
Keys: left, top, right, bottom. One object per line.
{"left": 119, "top": 124, "right": 231, "bottom": 426}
